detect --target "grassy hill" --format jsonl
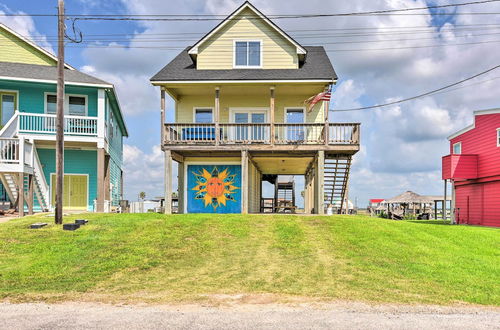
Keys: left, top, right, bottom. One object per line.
{"left": 0, "top": 213, "right": 498, "bottom": 305}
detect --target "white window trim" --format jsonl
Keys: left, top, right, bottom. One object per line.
{"left": 192, "top": 107, "right": 214, "bottom": 123}
{"left": 233, "top": 40, "right": 263, "bottom": 69}
{"left": 453, "top": 142, "right": 462, "bottom": 154}
{"left": 497, "top": 128, "right": 500, "bottom": 147}
{"left": 44, "top": 92, "right": 89, "bottom": 116}
{"left": 229, "top": 107, "right": 269, "bottom": 123}
{"left": 284, "top": 107, "right": 306, "bottom": 124}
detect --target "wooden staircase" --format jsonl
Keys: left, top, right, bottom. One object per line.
{"left": 274, "top": 177, "right": 296, "bottom": 213}
{"left": 324, "top": 155, "right": 352, "bottom": 213}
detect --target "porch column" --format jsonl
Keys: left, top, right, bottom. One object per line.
{"left": 164, "top": 149, "right": 173, "bottom": 214}
{"left": 315, "top": 151, "right": 325, "bottom": 215}
{"left": 160, "top": 89, "right": 165, "bottom": 146}
{"left": 28, "top": 174, "right": 34, "bottom": 215}
{"left": 324, "top": 85, "right": 330, "bottom": 145}
{"left": 450, "top": 179, "right": 456, "bottom": 224}
{"left": 177, "top": 160, "right": 184, "bottom": 214}
{"left": 241, "top": 150, "right": 249, "bottom": 214}
{"left": 443, "top": 179, "right": 447, "bottom": 221}
{"left": 215, "top": 87, "right": 220, "bottom": 146}
{"left": 96, "top": 147, "right": 106, "bottom": 212}
{"left": 97, "top": 89, "right": 106, "bottom": 140}
{"left": 17, "top": 173, "right": 24, "bottom": 217}
{"left": 270, "top": 86, "right": 275, "bottom": 145}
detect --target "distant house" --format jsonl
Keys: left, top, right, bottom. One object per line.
{"left": 0, "top": 23, "right": 128, "bottom": 214}
{"left": 442, "top": 108, "right": 500, "bottom": 227}
{"left": 150, "top": 1, "right": 360, "bottom": 214}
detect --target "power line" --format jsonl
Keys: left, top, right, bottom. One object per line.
{"left": 1, "top": 0, "right": 499, "bottom": 20}
{"left": 331, "top": 64, "right": 500, "bottom": 112}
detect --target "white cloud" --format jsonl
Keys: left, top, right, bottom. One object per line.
{"left": 71, "top": 0, "right": 500, "bottom": 205}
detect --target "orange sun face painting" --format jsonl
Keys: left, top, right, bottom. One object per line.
{"left": 191, "top": 166, "right": 239, "bottom": 211}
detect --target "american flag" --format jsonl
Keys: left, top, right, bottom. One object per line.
{"left": 304, "top": 87, "right": 332, "bottom": 112}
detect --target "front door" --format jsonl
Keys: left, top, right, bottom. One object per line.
{"left": 286, "top": 108, "right": 305, "bottom": 141}
{"left": 51, "top": 174, "right": 88, "bottom": 210}
{"left": 232, "top": 110, "right": 267, "bottom": 141}
{"left": 0, "top": 92, "right": 17, "bottom": 127}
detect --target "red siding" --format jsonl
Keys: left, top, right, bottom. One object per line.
{"left": 449, "top": 112, "right": 500, "bottom": 227}
{"left": 450, "top": 113, "right": 500, "bottom": 178}
{"left": 442, "top": 154, "right": 478, "bottom": 180}
{"left": 455, "top": 181, "right": 500, "bottom": 226}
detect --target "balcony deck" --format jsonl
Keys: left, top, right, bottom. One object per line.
{"left": 163, "top": 122, "right": 360, "bottom": 153}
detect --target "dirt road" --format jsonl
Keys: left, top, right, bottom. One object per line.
{"left": 1, "top": 302, "right": 499, "bottom": 329}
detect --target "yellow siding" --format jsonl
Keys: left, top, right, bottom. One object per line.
{"left": 176, "top": 93, "right": 325, "bottom": 123}
{"left": 0, "top": 28, "right": 56, "bottom": 66}
{"left": 197, "top": 8, "right": 298, "bottom": 70}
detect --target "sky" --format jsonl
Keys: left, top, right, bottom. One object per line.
{"left": 1, "top": 0, "right": 500, "bottom": 206}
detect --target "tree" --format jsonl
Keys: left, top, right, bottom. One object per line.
{"left": 139, "top": 192, "right": 146, "bottom": 201}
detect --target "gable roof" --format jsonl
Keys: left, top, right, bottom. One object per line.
{"left": 0, "top": 23, "right": 74, "bottom": 70}
{"left": 151, "top": 46, "right": 337, "bottom": 83}
{"left": 188, "top": 1, "right": 307, "bottom": 57}
{"left": 0, "top": 61, "right": 112, "bottom": 87}
{"left": 448, "top": 108, "right": 500, "bottom": 140}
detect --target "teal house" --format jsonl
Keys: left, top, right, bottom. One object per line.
{"left": 0, "top": 23, "right": 127, "bottom": 213}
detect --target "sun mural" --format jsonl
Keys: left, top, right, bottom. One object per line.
{"left": 192, "top": 167, "right": 239, "bottom": 210}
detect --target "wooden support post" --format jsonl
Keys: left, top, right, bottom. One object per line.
{"left": 324, "top": 85, "right": 330, "bottom": 145}
{"left": 28, "top": 174, "right": 34, "bottom": 215}
{"left": 18, "top": 173, "right": 24, "bottom": 217}
{"left": 164, "top": 149, "right": 172, "bottom": 214}
{"left": 241, "top": 150, "right": 248, "bottom": 214}
{"left": 450, "top": 179, "right": 456, "bottom": 224}
{"left": 270, "top": 87, "right": 275, "bottom": 145}
{"left": 443, "top": 179, "right": 447, "bottom": 221}
{"left": 160, "top": 89, "right": 165, "bottom": 147}
{"left": 316, "top": 151, "right": 325, "bottom": 215}
{"left": 55, "top": 0, "right": 65, "bottom": 225}
{"left": 177, "top": 161, "right": 184, "bottom": 214}
{"left": 96, "top": 148, "right": 106, "bottom": 212}
{"left": 215, "top": 87, "right": 220, "bottom": 146}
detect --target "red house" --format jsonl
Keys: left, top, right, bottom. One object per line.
{"left": 442, "top": 109, "right": 500, "bottom": 227}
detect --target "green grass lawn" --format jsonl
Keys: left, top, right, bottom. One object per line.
{"left": 0, "top": 213, "right": 498, "bottom": 305}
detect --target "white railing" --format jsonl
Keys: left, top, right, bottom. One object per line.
{"left": 18, "top": 113, "right": 98, "bottom": 136}
{"left": 164, "top": 123, "right": 217, "bottom": 143}
{"left": 163, "top": 123, "right": 360, "bottom": 146}
{"left": 0, "top": 138, "right": 19, "bottom": 164}
{"left": 220, "top": 123, "right": 270, "bottom": 144}
{"left": 275, "top": 123, "right": 325, "bottom": 144}
{"left": 329, "top": 123, "right": 360, "bottom": 144}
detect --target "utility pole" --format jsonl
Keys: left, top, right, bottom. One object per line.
{"left": 55, "top": 0, "right": 65, "bottom": 225}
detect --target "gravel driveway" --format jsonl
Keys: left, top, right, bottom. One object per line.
{"left": 1, "top": 302, "right": 499, "bottom": 329}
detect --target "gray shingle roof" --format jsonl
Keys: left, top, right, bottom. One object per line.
{"left": 0, "top": 61, "right": 112, "bottom": 86}
{"left": 150, "top": 46, "right": 337, "bottom": 82}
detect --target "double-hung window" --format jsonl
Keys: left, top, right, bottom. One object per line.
{"left": 45, "top": 93, "right": 87, "bottom": 116}
{"left": 234, "top": 41, "right": 261, "bottom": 68}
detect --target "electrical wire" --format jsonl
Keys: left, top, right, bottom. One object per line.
{"left": 331, "top": 64, "right": 500, "bottom": 111}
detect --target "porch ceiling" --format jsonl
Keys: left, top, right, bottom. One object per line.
{"left": 252, "top": 156, "right": 313, "bottom": 175}
{"left": 164, "top": 83, "right": 327, "bottom": 98}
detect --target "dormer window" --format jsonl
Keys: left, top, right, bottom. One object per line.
{"left": 234, "top": 41, "right": 262, "bottom": 68}
{"left": 453, "top": 142, "right": 462, "bottom": 154}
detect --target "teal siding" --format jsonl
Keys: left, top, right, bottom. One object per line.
{"left": 37, "top": 148, "right": 97, "bottom": 210}
{"left": 0, "top": 80, "right": 98, "bottom": 117}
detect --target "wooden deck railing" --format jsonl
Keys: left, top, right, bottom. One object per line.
{"left": 18, "top": 113, "right": 98, "bottom": 136}
{"left": 163, "top": 123, "right": 360, "bottom": 146}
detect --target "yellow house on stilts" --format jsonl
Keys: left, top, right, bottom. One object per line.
{"left": 150, "top": 1, "right": 360, "bottom": 214}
